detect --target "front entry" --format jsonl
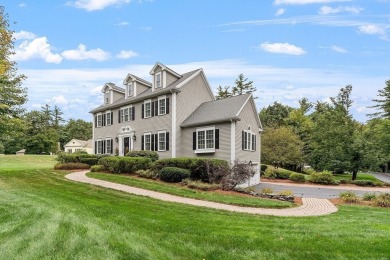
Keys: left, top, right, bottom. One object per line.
{"left": 124, "top": 137, "right": 130, "bottom": 155}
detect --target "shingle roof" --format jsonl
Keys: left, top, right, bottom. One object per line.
{"left": 106, "top": 83, "right": 125, "bottom": 93}
{"left": 90, "top": 69, "right": 201, "bottom": 113}
{"left": 127, "top": 74, "right": 152, "bottom": 86}
{"left": 181, "top": 94, "right": 252, "bottom": 127}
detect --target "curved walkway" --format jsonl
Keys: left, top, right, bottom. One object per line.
{"left": 65, "top": 171, "right": 338, "bottom": 217}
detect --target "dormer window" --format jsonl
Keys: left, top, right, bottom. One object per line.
{"left": 127, "top": 83, "right": 133, "bottom": 98}
{"left": 155, "top": 72, "right": 161, "bottom": 88}
{"left": 105, "top": 92, "right": 110, "bottom": 104}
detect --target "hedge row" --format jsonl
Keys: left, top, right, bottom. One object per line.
{"left": 99, "top": 157, "right": 151, "bottom": 174}
{"left": 125, "top": 151, "right": 159, "bottom": 162}
{"left": 57, "top": 152, "right": 105, "bottom": 166}
{"left": 153, "top": 158, "right": 230, "bottom": 181}
{"left": 264, "top": 167, "right": 296, "bottom": 180}
{"left": 160, "top": 167, "right": 190, "bottom": 183}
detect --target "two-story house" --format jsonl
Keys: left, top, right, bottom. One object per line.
{"left": 90, "top": 62, "right": 263, "bottom": 186}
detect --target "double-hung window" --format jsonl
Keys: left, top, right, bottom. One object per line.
{"left": 144, "top": 100, "right": 151, "bottom": 118}
{"left": 105, "top": 92, "right": 110, "bottom": 104}
{"left": 127, "top": 83, "right": 133, "bottom": 97}
{"left": 197, "top": 127, "right": 215, "bottom": 150}
{"left": 144, "top": 133, "right": 152, "bottom": 151}
{"left": 124, "top": 107, "right": 129, "bottom": 122}
{"left": 158, "top": 131, "right": 166, "bottom": 151}
{"left": 155, "top": 73, "right": 161, "bottom": 88}
{"left": 158, "top": 96, "right": 166, "bottom": 115}
{"left": 97, "top": 140, "right": 103, "bottom": 154}
{"left": 243, "top": 130, "right": 256, "bottom": 151}
{"left": 106, "top": 112, "right": 111, "bottom": 125}
{"left": 97, "top": 114, "right": 102, "bottom": 127}
{"left": 106, "top": 139, "right": 111, "bottom": 154}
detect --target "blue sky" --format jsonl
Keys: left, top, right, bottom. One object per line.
{"left": 4, "top": 0, "right": 390, "bottom": 122}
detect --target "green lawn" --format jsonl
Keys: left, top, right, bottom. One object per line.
{"left": 1, "top": 156, "right": 390, "bottom": 259}
{"left": 87, "top": 172, "right": 292, "bottom": 208}
{"left": 0, "top": 154, "right": 57, "bottom": 170}
{"left": 332, "top": 172, "right": 383, "bottom": 182}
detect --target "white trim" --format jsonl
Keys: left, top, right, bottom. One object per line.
{"left": 196, "top": 126, "right": 215, "bottom": 152}
{"left": 171, "top": 92, "right": 177, "bottom": 158}
{"left": 144, "top": 132, "right": 152, "bottom": 151}
{"left": 96, "top": 138, "right": 103, "bottom": 155}
{"left": 144, "top": 99, "right": 152, "bottom": 118}
{"left": 158, "top": 95, "right": 167, "bottom": 115}
{"left": 110, "top": 90, "right": 114, "bottom": 104}
{"left": 126, "top": 82, "right": 133, "bottom": 99}
{"left": 105, "top": 138, "right": 112, "bottom": 154}
{"left": 157, "top": 130, "right": 167, "bottom": 152}
{"left": 175, "top": 69, "right": 201, "bottom": 89}
{"left": 92, "top": 115, "right": 95, "bottom": 154}
{"left": 149, "top": 62, "right": 181, "bottom": 78}
{"left": 155, "top": 72, "right": 162, "bottom": 89}
{"left": 133, "top": 81, "right": 137, "bottom": 97}
{"left": 96, "top": 112, "right": 103, "bottom": 128}
{"left": 163, "top": 71, "right": 167, "bottom": 88}
{"left": 230, "top": 121, "right": 236, "bottom": 162}
{"left": 106, "top": 110, "right": 112, "bottom": 125}
{"left": 235, "top": 94, "right": 263, "bottom": 129}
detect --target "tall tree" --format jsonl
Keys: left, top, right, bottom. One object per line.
{"left": 259, "top": 102, "right": 293, "bottom": 128}
{"left": 52, "top": 105, "right": 64, "bottom": 128}
{"left": 64, "top": 119, "right": 93, "bottom": 143}
{"left": 369, "top": 80, "right": 390, "bottom": 119}
{"left": 215, "top": 85, "right": 232, "bottom": 100}
{"left": 215, "top": 74, "right": 256, "bottom": 99}
{"left": 0, "top": 6, "right": 27, "bottom": 139}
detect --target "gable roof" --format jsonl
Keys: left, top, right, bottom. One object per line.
{"left": 64, "top": 139, "right": 92, "bottom": 148}
{"left": 149, "top": 62, "right": 181, "bottom": 78}
{"left": 181, "top": 94, "right": 261, "bottom": 128}
{"left": 123, "top": 73, "right": 152, "bottom": 87}
{"left": 102, "top": 82, "right": 125, "bottom": 93}
{"left": 90, "top": 69, "right": 202, "bottom": 113}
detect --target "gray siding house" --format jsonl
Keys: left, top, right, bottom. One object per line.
{"left": 90, "top": 62, "right": 263, "bottom": 186}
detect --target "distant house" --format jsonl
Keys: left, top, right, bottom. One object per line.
{"left": 64, "top": 139, "right": 93, "bottom": 154}
{"left": 90, "top": 62, "right": 263, "bottom": 186}
{"left": 16, "top": 149, "right": 26, "bottom": 155}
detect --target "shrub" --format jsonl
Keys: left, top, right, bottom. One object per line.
{"left": 126, "top": 150, "right": 159, "bottom": 161}
{"left": 136, "top": 169, "right": 156, "bottom": 179}
{"left": 56, "top": 152, "right": 101, "bottom": 164}
{"left": 352, "top": 180, "right": 376, "bottom": 187}
{"left": 275, "top": 168, "right": 294, "bottom": 179}
{"left": 98, "top": 157, "right": 151, "bottom": 174}
{"left": 260, "top": 164, "right": 268, "bottom": 175}
{"left": 261, "top": 187, "right": 273, "bottom": 194}
{"left": 90, "top": 165, "right": 105, "bottom": 172}
{"left": 80, "top": 158, "right": 98, "bottom": 166}
{"left": 153, "top": 158, "right": 229, "bottom": 182}
{"left": 289, "top": 173, "right": 306, "bottom": 182}
{"left": 279, "top": 190, "right": 293, "bottom": 196}
{"left": 187, "top": 180, "right": 220, "bottom": 191}
{"left": 339, "top": 179, "right": 352, "bottom": 184}
{"left": 375, "top": 193, "right": 390, "bottom": 207}
{"left": 302, "top": 167, "right": 316, "bottom": 175}
{"left": 264, "top": 167, "right": 277, "bottom": 179}
{"left": 160, "top": 167, "right": 190, "bottom": 183}
{"left": 54, "top": 163, "right": 90, "bottom": 170}
{"left": 309, "top": 171, "right": 337, "bottom": 185}
{"left": 221, "top": 160, "right": 256, "bottom": 190}
{"left": 362, "top": 193, "right": 377, "bottom": 201}
{"left": 339, "top": 191, "right": 359, "bottom": 203}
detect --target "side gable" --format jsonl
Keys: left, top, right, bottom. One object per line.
{"left": 236, "top": 94, "right": 263, "bottom": 131}
{"left": 176, "top": 69, "right": 215, "bottom": 101}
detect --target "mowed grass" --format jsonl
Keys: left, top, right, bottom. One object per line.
{"left": 333, "top": 172, "right": 383, "bottom": 182}
{"left": 88, "top": 172, "right": 292, "bottom": 208}
{"left": 0, "top": 155, "right": 57, "bottom": 170}
{"left": 1, "top": 156, "right": 390, "bottom": 259}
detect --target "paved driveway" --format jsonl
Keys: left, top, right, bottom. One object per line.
{"left": 254, "top": 182, "right": 390, "bottom": 199}
{"left": 370, "top": 173, "right": 390, "bottom": 184}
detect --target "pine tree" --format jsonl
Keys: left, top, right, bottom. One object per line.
{"left": 215, "top": 74, "right": 256, "bottom": 100}
{"left": 369, "top": 80, "right": 390, "bottom": 119}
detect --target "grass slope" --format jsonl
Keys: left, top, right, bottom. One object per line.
{"left": 1, "top": 156, "right": 390, "bottom": 259}
{"left": 87, "top": 172, "right": 292, "bottom": 208}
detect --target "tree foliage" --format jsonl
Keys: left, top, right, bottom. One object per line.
{"left": 215, "top": 74, "right": 256, "bottom": 100}
{"left": 369, "top": 80, "right": 390, "bottom": 119}
{"left": 259, "top": 102, "right": 293, "bottom": 128}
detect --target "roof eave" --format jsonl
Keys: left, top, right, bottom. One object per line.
{"left": 181, "top": 117, "right": 241, "bottom": 128}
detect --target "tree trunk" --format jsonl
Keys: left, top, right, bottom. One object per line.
{"left": 385, "top": 163, "right": 389, "bottom": 174}
{"left": 352, "top": 170, "right": 357, "bottom": 181}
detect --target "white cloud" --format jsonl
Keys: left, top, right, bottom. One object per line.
{"left": 319, "top": 5, "right": 363, "bottom": 15}
{"left": 61, "top": 44, "right": 111, "bottom": 61}
{"left": 116, "top": 50, "right": 138, "bottom": 59}
{"left": 358, "top": 24, "right": 385, "bottom": 35}
{"left": 260, "top": 42, "right": 306, "bottom": 55}
{"left": 45, "top": 95, "right": 69, "bottom": 105}
{"left": 331, "top": 45, "right": 348, "bottom": 53}
{"left": 13, "top": 30, "right": 37, "bottom": 40}
{"left": 274, "top": 0, "right": 351, "bottom": 5}
{"left": 18, "top": 3, "right": 26, "bottom": 7}
{"left": 12, "top": 37, "right": 63, "bottom": 64}
{"left": 90, "top": 86, "right": 103, "bottom": 96}
{"left": 67, "top": 0, "right": 131, "bottom": 11}
{"left": 275, "top": 8, "right": 285, "bottom": 16}
{"left": 115, "top": 21, "right": 129, "bottom": 26}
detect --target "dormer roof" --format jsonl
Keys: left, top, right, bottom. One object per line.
{"left": 101, "top": 82, "right": 125, "bottom": 93}
{"left": 149, "top": 62, "right": 181, "bottom": 78}
{"left": 123, "top": 74, "right": 152, "bottom": 87}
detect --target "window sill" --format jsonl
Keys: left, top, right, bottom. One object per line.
{"left": 195, "top": 149, "right": 215, "bottom": 154}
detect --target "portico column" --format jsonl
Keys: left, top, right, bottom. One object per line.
{"left": 118, "top": 136, "right": 123, "bottom": 156}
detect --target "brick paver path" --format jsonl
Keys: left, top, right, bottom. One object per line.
{"left": 65, "top": 171, "right": 338, "bottom": 217}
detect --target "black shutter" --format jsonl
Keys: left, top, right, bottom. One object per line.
{"left": 111, "top": 112, "right": 113, "bottom": 125}
{"left": 155, "top": 134, "right": 158, "bottom": 151}
{"left": 141, "top": 135, "right": 144, "bottom": 150}
{"left": 95, "top": 116, "right": 97, "bottom": 128}
{"left": 215, "top": 129, "right": 219, "bottom": 149}
{"left": 155, "top": 101, "right": 158, "bottom": 116}
{"left": 95, "top": 141, "right": 97, "bottom": 154}
{"left": 151, "top": 134, "right": 155, "bottom": 151}
{"left": 193, "top": 132, "right": 196, "bottom": 150}
{"left": 118, "top": 110, "right": 121, "bottom": 123}
{"left": 166, "top": 132, "right": 169, "bottom": 151}
{"left": 242, "top": 131, "right": 245, "bottom": 150}
{"left": 151, "top": 101, "right": 154, "bottom": 117}
{"left": 253, "top": 135, "right": 256, "bottom": 151}
{"left": 103, "top": 140, "right": 106, "bottom": 154}
{"left": 142, "top": 104, "right": 144, "bottom": 119}
{"left": 110, "top": 139, "right": 113, "bottom": 154}
{"left": 166, "top": 98, "right": 169, "bottom": 114}
{"left": 103, "top": 114, "right": 106, "bottom": 126}
{"left": 132, "top": 107, "right": 135, "bottom": 121}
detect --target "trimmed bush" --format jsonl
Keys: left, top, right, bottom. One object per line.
{"left": 136, "top": 169, "right": 156, "bottom": 179}
{"left": 91, "top": 165, "right": 105, "bottom": 172}
{"left": 289, "top": 173, "right": 306, "bottom": 182}
{"left": 153, "top": 158, "right": 230, "bottom": 182}
{"left": 352, "top": 180, "right": 376, "bottom": 187}
{"left": 264, "top": 167, "right": 277, "bottom": 179}
{"left": 80, "top": 158, "right": 98, "bottom": 166}
{"left": 98, "top": 157, "right": 151, "bottom": 174}
{"left": 126, "top": 150, "right": 159, "bottom": 162}
{"left": 339, "top": 179, "right": 352, "bottom": 184}
{"left": 260, "top": 164, "right": 268, "bottom": 175}
{"left": 54, "top": 163, "right": 90, "bottom": 170}
{"left": 309, "top": 171, "right": 337, "bottom": 185}
{"left": 275, "top": 168, "right": 294, "bottom": 179}
{"left": 56, "top": 152, "right": 102, "bottom": 164}
{"left": 160, "top": 167, "right": 190, "bottom": 183}
{"left": 339, "top": 191, "right": 358, "bottom": 203}
{"left": 302, "top": 167, "right": 316, "bottom": 175}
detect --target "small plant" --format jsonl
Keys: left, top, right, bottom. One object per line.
{"left": 339, "top": 191, "right": 359, "bottom": 203}
{"left": 362, "top": 193, "right": 377, "bottom": 201}
{"left": 221, "top": 160, "right": 256, "bottom": 190}
{"left": 375, "top": 193, "right": 390, "bottom": 207}
{"left": 136, "top": 169, "right": 156, "bottom": 179}
{"left": 309, "top": 171, "right": 337, "bottom": 185}
{"left": 187, "top": 180, "right": 221, "bottom": 191}
{"left": 289, "top": 173, "right": 306, "bottom": 182}
{"left": 261, "top": 187, "right": 273, "bottom": 194}
{"left": 54, "top": 163, "right": 90, "bottom": 170}
{"left": 90, "top": 165, "right": 105, "bottom": 172}
{"left": 352, "top": 180, "right": 376, "bottom": 187}
{"left": 244, "top": 186, "right": 256, "bottom": 193}
{"left": 279, "top": 190, "right": 293, "bottom": 196}
{"left": 160, "top": 167, "right": 190, "bottom": 183}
